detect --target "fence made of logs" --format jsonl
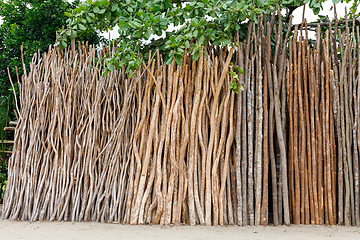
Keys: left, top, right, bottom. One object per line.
{"left": 1, "top": 14, "right": 360, "bottom": 226}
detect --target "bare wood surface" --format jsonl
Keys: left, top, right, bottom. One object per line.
{"left": 2, "top": 14, "right": 360, "bottom": 227}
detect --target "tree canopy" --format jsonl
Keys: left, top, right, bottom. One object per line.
{"left": 0, "top": 0, "right": 104, "bottom": 122}
{"left": 0, "top": 0, "right": 104, "bottom": 199}
{"left": 59, "top": 0, "right": 358, "bottom": 76}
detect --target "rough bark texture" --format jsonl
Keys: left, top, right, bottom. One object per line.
{"left": 3, "top": 15, "right": 360, "bottom": 226}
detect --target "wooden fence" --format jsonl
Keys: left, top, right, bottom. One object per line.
{"left": 2, "top": 15, "right": 360, "bottom": 226}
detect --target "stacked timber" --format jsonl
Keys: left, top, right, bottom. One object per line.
{"left": 2, "top": 14, "right": 360, "bottom": 226}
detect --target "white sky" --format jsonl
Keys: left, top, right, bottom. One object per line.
{"left": 291, "top": 1, "right": 356, "bottom": 24}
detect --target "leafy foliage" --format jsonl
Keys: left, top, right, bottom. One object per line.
{"left": 0, "top": 0, "right": 104, "bottom": 201}
{"left": 336, "top": 0, "right": 359, "bottom": 18}
{"left": 0, "top": 0, "right": 104, "bottom": 121}
{"left": 59, "top": 0, "right": 346, "bottom": 75}
{"left": 229, "top": 62, "right": 244, "bottom": 94}
{"left": 0, "top": 160, "right": 6, "bottom": 200}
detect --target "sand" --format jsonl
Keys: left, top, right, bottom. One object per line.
{"left": 1, "top": 204, "right": 359, "bottom": 240}
{"left": 0, "top": 220, "right": 359, "bottom": 240}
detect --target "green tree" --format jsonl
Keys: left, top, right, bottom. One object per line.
{"left": 0, "top": 0, "right": 104, "bottom": 120}
{"left": 59, "top": 0, "right": 357, "bottom": 77}
{"left": 0, "top": 0, "right": 104, "bottom": 200}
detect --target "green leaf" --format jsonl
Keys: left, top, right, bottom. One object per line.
{"left": 252, "top": 15, "right": 258, "bottom": 24}
{"left": 78, "top": 24, "right": 86, "bottom": 31}
{"left": 86, "top": 16, "right": 92, "bottom": 23}
{"left": 69, "top": 31, "right": 77, "bottom": 39}
{"left": 129, "top": 72, "right": 136, "bottom": 78}
{"left": 60, "top": 41, "right": 67, "bottom": 49}
{"left": 129, "top": 20, "right": 142, "bottom": 28}
{"left": 169, "top": 36, "right": 176, "bottom": 43}
{"left": 166, "top": 57, "right": 173, "bottom": 65}
{"left": 191, "top": 18, "right": 198, "bottom": 27}
{"left": 108, "top": 63, "right": 114, "bottom": 71}
{"left": 144, "top": 30, "right": 151, "bottom": 40}
{"left": 222, "top": 39, "right": 231, "bottom": 46}
{"left": 213, "top": 39, "right": 221, "bottom": 46}
{"left": 256, "top": 0, "right": 266, "bottom": 7}
{"left": 199, "top": 35, "right": 206, "bottom": 46}
{"left": 184, "top": 40, "right": 190, "bottom": 49}
{"left": 98, "top": 8, "right": 106, "bottom": 14}
{"left": 103, "top": 69, "right": 109, "bottom": 77}
{"left": 111, "top": 3, "right": 119, "bottom": 11}
{"left": 192, "top": 51, "right": 200, "bottom": 61}
{"left": 175, "top": 55, "right": 182, "bottom": 66}
{"left": 132, "top": 30, "right": 143, "bottom": 38}
{"left": 313, "top": 7, "right": 320, "bottom": 15}
{"left": 118, "top": 23, "right": 129, "bottom": 31}
{"left": 208, "top": 34, "right": 216, "bottom": 41}
{"left": 93, "top": 6, "right": 100, "bottom": 13}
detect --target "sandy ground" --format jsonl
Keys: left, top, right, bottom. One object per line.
{"left": 0, "top": 220, "right": 359, "bottom": 240}
{"left": 1, "top": 205, "right": 359, "bottom": 240}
